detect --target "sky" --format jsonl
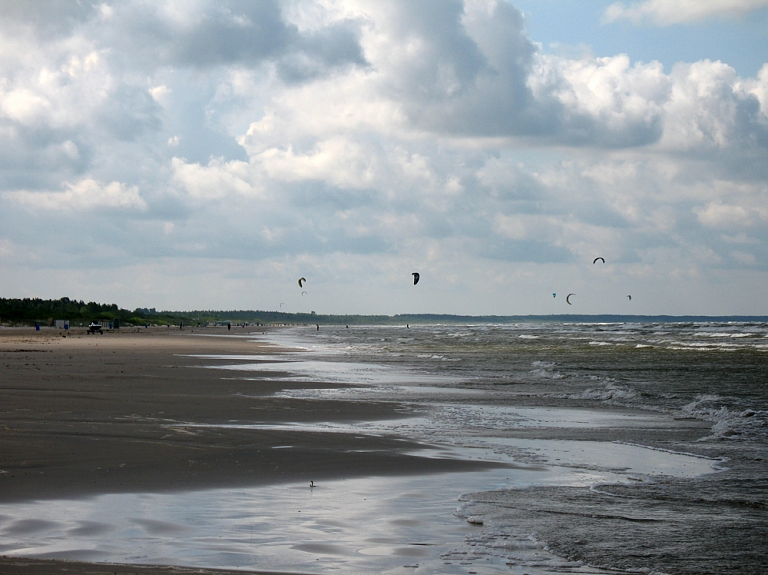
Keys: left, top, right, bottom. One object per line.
{"left": 0, "top": 0, "right": 767, "bottom": 316}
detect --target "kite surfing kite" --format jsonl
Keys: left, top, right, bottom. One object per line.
{"left": 302, "top": 291, "right": 307, "bottom": 296}
{"left": 593, "top": 257, "right": 605, "bottom": 264}
{"left": 298, "top": 277, "right": 306, "bottom": 288}
{"left": 553, "top": 293, "right": 556, "bottom": 298}
{"left": 566, "top": 293, "right": 575, "bottom": 305}
{"left": 627, "top": 295, "right": 632, "bottom": 301}
{"left": 412, "top": 272, "right": 420, "bottom": 285}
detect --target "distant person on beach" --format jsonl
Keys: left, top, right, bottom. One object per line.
{"left": 180, "top": 322, "right": 183, "bottom": 330}
{"left": 227, "top": 322, "right": 231, "bottom": 331}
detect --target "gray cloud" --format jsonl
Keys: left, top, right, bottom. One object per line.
{"left": 0, "top": 1, "right": 97, "bottom": 38}
{"left": 0, "top": 1, "right": 766, "bottom": 314}
{"left": 102, "top": 0, "right": 366, "bottom": 76}
{"left": 95, "top": 84, "right": 162, "bottom": 141}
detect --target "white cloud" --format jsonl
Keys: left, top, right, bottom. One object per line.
{"left": 605, "top": 0, "right": 768, "bottom": 25}
{"left": 0, "top": 239, "right": 14, "bottom": 258}
{"left": 4, "top": 178, "right": 147, "bottom": 211}
{"left": 528, "top": 53, "right": 670, "bottom": 146}
{"left": 149, "top": 85, "right": 172, "bottom": 105}
{"left": 694, "top": 202, "right": 768, "bottom": 228}
{"left": 256, "top": 138, "right": 380, "bottom": 188}
{"left": 171, "top": 157, "right": 263, "bottom": 199}
{"left": 657, "top": 60, "right": 768, "bottom": 152}
{"left": 731, "top": 250, "right": 757, "bottom": 264}
{"left": 1, "top": 88, "right": 52, "bottom": 124}
{"left": 493, "top": 209, "right": 624, "bottom": 257}
{"left": 0, "top": 0, "right": 766, "bottom": 314}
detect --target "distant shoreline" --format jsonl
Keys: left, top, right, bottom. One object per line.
{"left": 2, "top": 294, "right": 767, "bottom": 327}
{"left": 158, "top": 312, "right": 768, "bottom": 325}
{"left": 3, "top": 313, "right": 768, "bottom": 327}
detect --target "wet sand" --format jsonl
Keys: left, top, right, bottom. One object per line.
{"left": 0, "top": 327, "right": 497, "bottom": 574}
{"left": 0, "top": 556, "right": 306, "bottom": 575}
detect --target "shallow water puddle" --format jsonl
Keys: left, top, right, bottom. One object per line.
{"left": 172, "top": 420, "right": 719, "bottom": 479}
{"left": 0, "top": 470, "right": 612, "bottom": 574}
{"left": 437, "top": 404, "right": 686, "bottom": 430}
{"left": 187, "top": 354, "right": 461, "bottom": 385}
{"left": 445, "top": 438, "right": 720, "bottom": 479}
{"left": 0, "top": 440, "right": 718, "bottom": 574}
{"left": 0, "top": 475, "right": 453, "bottom": 571}
{"left": 212, "top": 359, "right": 448, "bottom": 384}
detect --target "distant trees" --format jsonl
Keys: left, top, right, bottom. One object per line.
{"left": 0, "top": 297, "right": 132, "bottom": 324}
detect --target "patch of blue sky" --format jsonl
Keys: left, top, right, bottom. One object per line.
{"left": 512, "top": 0, "right": 768, "bottom": 76}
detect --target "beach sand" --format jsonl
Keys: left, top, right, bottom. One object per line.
{"left": 0, "top": 327, "right": 496, "bottom": 575}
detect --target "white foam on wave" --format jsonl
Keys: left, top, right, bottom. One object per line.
{"left": 416, "top": 353, "right": 456, "bottom": 361}
{"left": 569, "top": 384, "right": 638, "bottom": 402}
{"left": 565, "top": 382, "right": 766, "bottom": 441}
{"left": 679, "top": 395, "right": 767, "bottom": 440}
{"left": 529, "top": 361, "right": 563, "bottom": 380}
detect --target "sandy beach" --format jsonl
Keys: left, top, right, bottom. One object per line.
{"left": 2, "top": 323, "right": 765, "bottom": 575}
{"left": 0, "top": 326, "right": 496, "bottom": 575}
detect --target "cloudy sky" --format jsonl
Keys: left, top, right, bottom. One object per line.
{"left": 1, "top": 0, "right": 767, "bottom": 316}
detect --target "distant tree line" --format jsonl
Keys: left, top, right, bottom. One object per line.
{"left": 0, "top": 297, "right": 190, "bottom": 326}
{"left": 0, "top": 297, "right": 125, "bottom": 323}
{"left": 2, "top": 297, "right": 765, "bottom": 327}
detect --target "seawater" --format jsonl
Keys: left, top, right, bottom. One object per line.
{"left": 215, "top": 322, "right": 768, "bottom": 573}
{"left": 1, "top": 322, "right": 766, "bottom": 574}
{"left": 260, "top": 321, "right": 768, "bottom": 441}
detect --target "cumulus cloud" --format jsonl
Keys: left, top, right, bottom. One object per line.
{"left": 604, "top": 0, "right": 768, "bottom": 25}
{"left": 4, "top": 178, "right": 147, "bottom": 211}
{"left": 231, "top": 1, "right": 768, "bottom": 151}
{"left": 98, "top": 0, "right": 367, "bottom": 80}
{"left": 0, "top": 0, "right": 766, "bottom": 313}
{"left": 695, "top": 202, "right": 768, "bottom": 228}
{"left": 659, "top": 60, "right": 768, "bottom": 154}
{"left": 171, "top": 157, "right": 262, "bottom": 199}
{"left": 527, "top": 54, "right": 670, "bottom": 146}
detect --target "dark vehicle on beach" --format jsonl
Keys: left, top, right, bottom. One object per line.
{"left": 87, "top": 322, "right": 103, "bottom": 334}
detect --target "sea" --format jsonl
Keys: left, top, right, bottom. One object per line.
{"left": 1, "top": 321, "right": 766, "bottom": 574}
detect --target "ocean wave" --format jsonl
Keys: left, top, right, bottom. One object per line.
{"left": 680, "top": 396, "right": 767, "bottom": 440}
{"left": 570, "top": 384, "right": 638, "bottom": 402}
{"left": 530, "top": 361, "right": 563, "bottom": 380}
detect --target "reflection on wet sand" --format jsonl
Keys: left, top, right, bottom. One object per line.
{"left": 2, "top": 324, "right": 756, "bottom": 575}
{"left": 0, "top": 337, "right": 721, "bottom": 575}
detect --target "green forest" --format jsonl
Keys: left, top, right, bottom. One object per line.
{"left": 2, "top": 297, "right": 766, "bottom": 327}
{"left": 0, "top": 297, "right": 157, "bottom": 326}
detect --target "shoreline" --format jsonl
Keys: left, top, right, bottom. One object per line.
{"left": 0, "top": 327, "right": 499, "bottom": 504}
{"left": 2, "top": 324, "right": 764, "bottom": 574}
{"left": 0, "top": 556, "right": 308, "bottom": 575}
{"left": 0, "top": 326, "right": 506, "bottom": 573}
